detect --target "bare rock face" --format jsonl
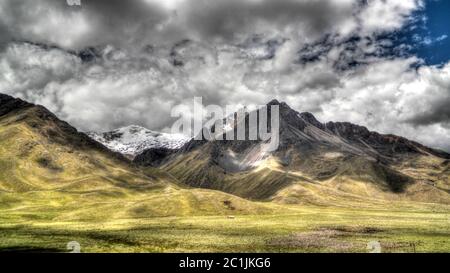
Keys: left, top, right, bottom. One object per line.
{"left": 0, "top": 93, "right": 32, "bottom": 116}
{"left": 226, "top": 100, "right": 442, "bottom": 156}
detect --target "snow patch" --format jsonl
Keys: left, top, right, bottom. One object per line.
{"left": 87, "top": 125, "right": 191, "bottom": 157}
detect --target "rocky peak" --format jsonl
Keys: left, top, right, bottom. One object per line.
{"left": 0, "top": 93, "right": 32, "bottom": 117}
{"left": 266, "top": 99, "right": 291, "bottom": 112}
{"left": 325, "top": 121, "right": 371, "bottom": 138}
{"left": 298, "top": 112, "right": 324, "bottom": 129}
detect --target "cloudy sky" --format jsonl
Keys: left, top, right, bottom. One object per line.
{"left": 0, "top": 0, "right": 449, "bottom": 151}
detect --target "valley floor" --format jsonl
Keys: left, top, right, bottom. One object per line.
{"left": 1, "top": 204, "right": 449, "bottom": 253}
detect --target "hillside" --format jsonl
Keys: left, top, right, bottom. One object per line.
{"left": 138, "top": 100, "right": 450, "bottom": 205}
{"left": 0, "top": 93, "right": 160, "bottom": 193}
{"left": 0, "top": 94, "right": 273, "bottom": 221}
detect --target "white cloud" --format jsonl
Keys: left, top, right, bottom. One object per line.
{"left": 359, "top": 0, "right": 424, "bottom": 34}
{"left": 0, "top": 0, "right": 448, "bottom": 152}
{"left": 318, "top": 58, "right": 450, "bottom": 152}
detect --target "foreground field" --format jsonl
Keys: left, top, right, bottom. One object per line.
{"left": 1, "top": 202, "right": 449, "bottom": 253}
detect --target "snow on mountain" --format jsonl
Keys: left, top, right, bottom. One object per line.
{"left": 87, "top": 125, "right": 191, "bottom": 157}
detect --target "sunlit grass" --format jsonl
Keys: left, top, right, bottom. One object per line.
{"left": 1, "top": 196, "right": 449, "bottom": 253}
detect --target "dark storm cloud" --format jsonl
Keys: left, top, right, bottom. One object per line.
{"left": 0, "top": 0, "right": 359, "bottom": 50}
{"left": 0, "top": 23, "right": 11, "bottom": 48}
{"left": 179, "top": 0, "right": 355, "bottom": 41}
{"left": 78, "top": 0, "right": 171, "bottom": 47}
{"left": 404, "top": 78, "right": 450, "bottom": 127}
{"left": 0, "top": 0, "right": 422, "bottom": 53}
{"left": 0, "top": 0, "right": 171, "bottom": 49}
{"left": 407, "top": 101, "right": 450, "bottom": 127}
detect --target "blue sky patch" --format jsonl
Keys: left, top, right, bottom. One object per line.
{"left": 402, "top": 0, "right": 450, "bottom": 65}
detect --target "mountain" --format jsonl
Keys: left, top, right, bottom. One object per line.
{"left": 0, "top": 93, "right": 272, "bottom": 220}
{"left": 135, "top": 100, "right": 450, "bottom": 205}
{"left": 2, "top": 92, "right": 448, "bottom": 211}
{"left": 0, "top": 93, "right": 162, "bottom": 193}
{"left": 87, "top": 125, "right": 191, "bottom": 158}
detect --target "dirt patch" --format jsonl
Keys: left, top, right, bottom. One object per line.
{"left": 223, "top": 200, "right": 236, "bottom": 210}
{"left": 318, "top": 226, "right": 384, "bottom": 234}
{"left": 267, "top": 227, "right": 419, "bottom": 252}
{"left": 18, "top": 141, "right": 38, "bottom": 156}
{"left": 36, "top": 156, "right": 63, "bottom": 172}
{"left": 267, "top": 229, "right": 358, "bottom": 251}
{"left": 381, "top": 241, "right": 421, "bottom": 253}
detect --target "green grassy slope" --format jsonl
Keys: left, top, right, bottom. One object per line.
{"left": 163, "top": 144, "right": 450, "bottom": 205}
{"left": 0, "top": 98, "right": 273, "bottom": 221}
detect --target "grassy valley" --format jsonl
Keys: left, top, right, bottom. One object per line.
{"left": 1, "top": 204, "right": 449, "bottom": 253}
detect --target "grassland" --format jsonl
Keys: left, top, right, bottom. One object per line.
{"left": 1, "top": 196, "right": 449, "bottom": 253}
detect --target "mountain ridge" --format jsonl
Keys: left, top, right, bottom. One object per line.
{"left": 1, "top": 93, "right": 448, "bottom": 206}
{"left": 149, "top": 99, "right": 448, "bottom": 169}
{"left": 0, "top": 93, "right": 129, "bottom": 162}
{"left": 136, "top": 99, "right": 450, "bottom": 204}
{"left": 0, "top": 92, "right": 273, "bottom": 220}
{"left": 270, "top": 99, "right": 449, "bottom": 159}
{"left": 0, "top": 93, "right": 157, "bottom": 193}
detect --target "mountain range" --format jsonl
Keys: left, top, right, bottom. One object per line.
{"left": 133, "top": 100, "right": 450, "bottom": 205}
{"left": 1, "top": 93, "right": 449, "bottom": 208}
{"left": 0, "top": 93, "right": 269, "bottom": 220}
